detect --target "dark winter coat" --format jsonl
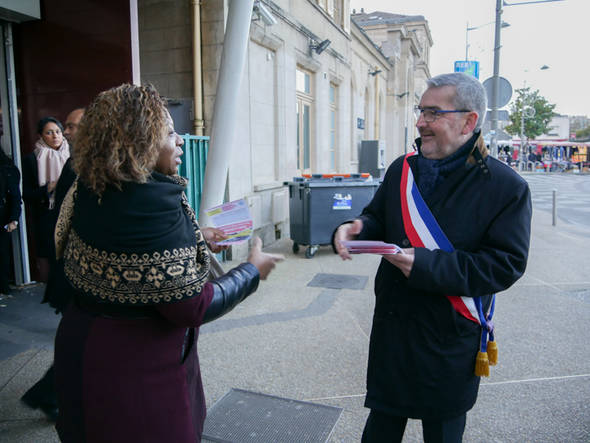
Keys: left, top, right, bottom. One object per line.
{"left": 42, "top": 157, "right": 77, "bottom": 312}
{"left": 357, "top": 137, "right": 532, "bottom": 420}
{"left": 0, "top": 160, "right": 21, "bottom": 225}
{"left": 22, "top": 153, "right": 56, "bottom": 258}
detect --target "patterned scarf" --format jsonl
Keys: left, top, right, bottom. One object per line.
{"left": 34, "top": 138, "right": 70, "bottom": 208}
{"left": 55, "top": 173, "right": 210, "bottom": 305}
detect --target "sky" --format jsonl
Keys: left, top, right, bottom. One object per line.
{"left": 350, "top": 0, "right": 590, "bottom": 117}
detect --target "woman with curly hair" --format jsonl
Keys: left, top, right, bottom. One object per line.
{"left": 53, "top": 83, "right": 283, "bottom": 442}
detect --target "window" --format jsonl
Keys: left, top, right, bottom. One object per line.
{"left": 296, "top": 69, "right": 310, "bottom": 94}
{"left": 296, "top": 68, "right": 314, "bottom": 173}
{"left": 316, "top": 0, "right": 343, "bottom": 27}
{"left": 333, "top": 0, "right": 342, "bottom": 27}
{"left": 329, "top": 83, "right": 337, "bottom": 171}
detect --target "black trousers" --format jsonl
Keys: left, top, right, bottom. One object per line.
{"left": 362, "top": 409, "right": 467, "bottom": 443}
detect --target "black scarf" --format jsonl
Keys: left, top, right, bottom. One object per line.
{"left": 56, "top": 172, "right": 210, "bottom": 305}
{"left": 415, "top": 132, "right": 480, "bottom": 200}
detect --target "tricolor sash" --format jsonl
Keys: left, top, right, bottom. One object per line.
{"left": 400, "top": 152, "right": 496, "bottom": 375}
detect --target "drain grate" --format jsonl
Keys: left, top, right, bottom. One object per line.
{"left": 307, "top": 273, "right": 368, "bottom": 290}
{"left": 202, "top": 388, "right": 342, "bottom": 443}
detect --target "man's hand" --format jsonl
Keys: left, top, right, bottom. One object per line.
{"left": 334, "top": 219, "right": 363, "bottom": 260}
{"left": 201, "top": 227, "right": 229, "bottom": 253}
{"left": 382, "top": 248, "right": 415, "bottom": 278}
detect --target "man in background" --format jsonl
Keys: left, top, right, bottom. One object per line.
{"left": 21, "top": 107, "right": 84, "bottom": 421}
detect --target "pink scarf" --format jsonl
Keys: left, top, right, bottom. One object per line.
{"left": 34, "top": 138, "right": 70, "bottom": 208}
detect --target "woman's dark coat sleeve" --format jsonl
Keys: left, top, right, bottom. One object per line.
{"left": 6, "top": 165, "right": 22, "bottom": 222}
{"left": 22, "top": 154, "right": 49, "bottom": 206}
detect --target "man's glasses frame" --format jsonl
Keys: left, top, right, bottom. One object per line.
{"left": 414, "top": 106, "right": 471, "bottom": 123}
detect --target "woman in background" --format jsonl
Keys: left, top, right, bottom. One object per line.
{"left": 22, "top": 117, "right": 69, "bottom": 281}
{"left": 54, "top": 83, "right": 283, "bottom": 442}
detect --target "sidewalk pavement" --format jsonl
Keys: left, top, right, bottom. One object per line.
{"left": 1, "top": 205, "right": 589, "bottom": 442}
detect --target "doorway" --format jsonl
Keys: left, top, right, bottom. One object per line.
{"left": 0, "top": 21, "right": 30, "bottom": 285}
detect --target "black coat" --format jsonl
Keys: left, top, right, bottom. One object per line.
{"left": 357, "top": 141, "right": 532, "bottom": 420}
{"left": 22, "top": 153, "right": 57, "bottom": 258}
{"left": 42, "top": 157, "right": 77, "bottom": 312}
{"left": 0, "top": 161, "right": 21, "bottom": 225}
{"left": 0, "top": 157, "right": 22, "bottom": 291}
{"left": 53, "top": 157, "right": 76, "bottom": 212}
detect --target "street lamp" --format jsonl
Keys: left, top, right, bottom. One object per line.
{"left": 519, "top": 64, "right": 549, "bottom": 170}
{"left": 465, "top": 20, "right": 510, "bottom": 61}
{"left": 520, "top": 103, "right": 535, "bottom": 170}
{"left": 489, "top": 0, "right": 565, "bottom": 158}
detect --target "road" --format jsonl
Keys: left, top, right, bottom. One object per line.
{"left": 523, "top": 172, "right": 590, "bottom": 228}
{"left": 0, "top": 171, "right": 589, "bottom": 442}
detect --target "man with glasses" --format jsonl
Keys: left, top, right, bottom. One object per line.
{"left": 334, "top": 73, "right": 532, "bottom": 442}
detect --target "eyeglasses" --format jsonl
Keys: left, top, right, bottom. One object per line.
{"left": 414, "top": 106, "right": 471, "bottom": 123}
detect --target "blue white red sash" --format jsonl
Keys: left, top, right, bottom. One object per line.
{"left": 400, "top": 151, "right": 494, "bottom": 328}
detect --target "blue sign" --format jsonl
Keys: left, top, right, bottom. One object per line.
{"left": 454, "top": 61, "right": 480, "bottom": 79}
{"left": 333, "top": 193, "right": 352, "bottom": 210}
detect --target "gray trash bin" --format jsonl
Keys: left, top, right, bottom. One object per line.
{"left": 285, "top": 174, "right": 379, "bottom": 258}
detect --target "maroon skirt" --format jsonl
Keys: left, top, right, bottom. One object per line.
{"left": 54, "top": 285, "right": 213, "bottom": 443}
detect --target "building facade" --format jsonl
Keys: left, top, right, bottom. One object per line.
{"left": 0, "top": 0, "right": 432, "bottom": 278}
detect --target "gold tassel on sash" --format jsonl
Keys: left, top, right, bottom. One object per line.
{"left": 475, "top": 351, "right": 490, "bottom": 377}
{"left": 487, "top": 339, "right": 498, "bottom": 366}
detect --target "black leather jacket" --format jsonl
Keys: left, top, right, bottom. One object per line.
{"left": 203, "top": 262, "right": 260, "bottom": 323}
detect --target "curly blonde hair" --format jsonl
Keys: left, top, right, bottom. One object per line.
{"left": 73, "top": 83, "right": 167, "bottom": 196}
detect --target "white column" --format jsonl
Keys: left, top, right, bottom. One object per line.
{"left": 129, "top": 0, "right": 140, "bottom": 85}
{"left": 199, "top": 0, "right": 254, "bottom": 223}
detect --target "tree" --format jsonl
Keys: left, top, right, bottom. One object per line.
{"left": 504, "top": 87, "right": 556, "bottom": 141}
{"left": 575, "top": 126, "right": 590, "bottom": 141}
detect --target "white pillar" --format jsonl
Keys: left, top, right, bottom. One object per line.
{"left": 199, "top": 0, "right": 253, "bottom": 223}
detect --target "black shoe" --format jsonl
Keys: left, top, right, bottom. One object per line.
{"left": 21, "top": 392, "right": 58, "bottom": 422}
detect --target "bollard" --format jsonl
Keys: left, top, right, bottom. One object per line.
{"left": 552, "top": 189, "right": 557, "bottom": 226}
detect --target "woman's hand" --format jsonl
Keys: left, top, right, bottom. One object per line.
{"left": 382, "top": 248, "right": 415, "bottom": 278}
{"left": 5, "top": 221, "right": 17, "bottom": 233}
{"left": 201, "top": 227, "right": 229, "bottom": 253}
{"left": 334, "top": 219, "right": 363, "bottom": 260}
{"left": 247, "top": 236, "right": 284, "bottom": 280}
{"left": 47, "top": 181, "right": 57, "bottom": 193}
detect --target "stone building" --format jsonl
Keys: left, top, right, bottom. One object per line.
{"left": 0, "top": 0, "right": 432, "bottom": 279}
{"left": 351, "top": 10, "right": 432, "bottom": 157}
{"left": 138, "top": 1, "right": 432, "bottom": 258}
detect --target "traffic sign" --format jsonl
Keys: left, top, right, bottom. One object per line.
{"left": 454, "top": 61, "right": 480, "bottom": 79}
{"left": 482, "top": 77, "right": 513, "bottom": 109}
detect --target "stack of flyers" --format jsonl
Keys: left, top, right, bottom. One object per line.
{"left": 341, "top": 240, "right": 402, "bottom": 255}
{"left": 203, "top": 199, "right": 253, "bottom": 245}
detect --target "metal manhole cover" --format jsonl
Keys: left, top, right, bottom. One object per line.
{"left": 307, "top": 273, "right": 368, "bottom": 290}
{"left": 202, "top": 388, "right": 342, "bottom": 443}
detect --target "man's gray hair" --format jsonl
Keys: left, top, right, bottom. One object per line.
{"left": 426, "top": 73, "right": 487, "bottom": 131}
